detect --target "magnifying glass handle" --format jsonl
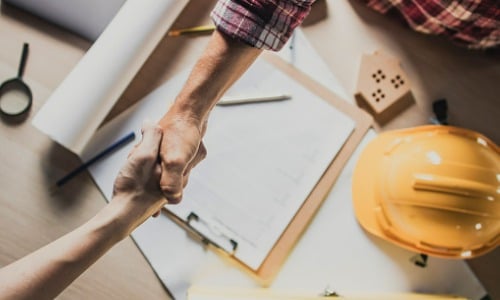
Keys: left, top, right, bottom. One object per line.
{"left": 17, "top": 43, "right": 29, "bottom": 79}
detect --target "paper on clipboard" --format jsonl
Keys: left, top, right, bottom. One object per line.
{"left": 166, "top": 60, "right": 355, "bottom": 270}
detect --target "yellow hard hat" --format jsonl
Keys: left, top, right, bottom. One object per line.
{"left": 352, "top": 125, "right": 499, "bottom": 258}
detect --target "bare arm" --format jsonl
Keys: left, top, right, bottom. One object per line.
{"left": 156, "top": 0, "right": 316, "bottom": 204}
{"left": 0, "top": 123, "right": 165, "bottom": 300}
{"left": 158, "top": 30, "right": 262, "bottom": 203}
{"left": 0, "top": 202, "right": 132, "bottom": 300}
{"left": 165, "top": 30, "right": 263, "bottom": 123}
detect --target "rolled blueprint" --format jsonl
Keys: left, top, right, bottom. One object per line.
{"left": 4, "top": 0, "right": 126, "bottom": 40}
{"left": 32, "top": 0, "right": 188, "bottom": 154}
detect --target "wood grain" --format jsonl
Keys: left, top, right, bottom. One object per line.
{"left": 0, "top": 0, "right": 498, "bottom": 299}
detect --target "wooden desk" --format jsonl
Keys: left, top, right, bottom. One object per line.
{"left": 302, "top": 1, "right": 499, "bottom": 298}
{"left": 0, "top": 0, "right": 498, "bottom": 299}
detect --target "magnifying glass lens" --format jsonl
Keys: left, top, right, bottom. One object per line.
{"left": 0, "top": 81, "right": 32, "bottom": 116}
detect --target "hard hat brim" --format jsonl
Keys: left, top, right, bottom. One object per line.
{"left": 352, "top": 131, "right": 397, "bottom": 244}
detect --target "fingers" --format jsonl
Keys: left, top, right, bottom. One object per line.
{"left": 136, "top": 121, "right": 163, "bottom": 157}
{"left": 130, "top": 121, "right": 163, "bottom": 169}
{"left": 159, "top": 142, "right": 207, "bottom": 204}
{"left": 113, "top": 121, "right": 164, "bottom": 202}
{"left": 159, "top": 148, "right": 189, "bottom": 204}
{"left": 182, "top": 141, "right": 207, "bottom": 187}
{"left": 158, "top": 117, "right": 208, "bottom": 204}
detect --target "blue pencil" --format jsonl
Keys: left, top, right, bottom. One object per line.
{"left": 56, "top": 132, "right": 136, "bottom": 187}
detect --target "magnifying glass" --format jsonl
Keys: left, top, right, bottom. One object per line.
{"left": 0, "top": 43, "right": 32, "bottom": 117}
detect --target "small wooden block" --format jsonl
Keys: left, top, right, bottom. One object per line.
{"left": 354, "top": 51, "right": 414, "bottom": 124}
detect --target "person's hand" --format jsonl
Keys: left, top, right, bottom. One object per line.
{"left": 158, "top": 110, "right": 207, "bottom": 204}
{"left": 158, "top": 111, "right": 207, "bottom": 204}
{"left": 0, "top": 121, "right": 167, "bottom": 300}
{"left": 154, "top": 30, "right": 263, "bottom": 204}
{"left": 112, "top": 121, "right": 166, "bottom": 224}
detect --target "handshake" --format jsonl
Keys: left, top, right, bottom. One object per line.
{"left": 112, "top": 114, "right": 207, "bottom": 234}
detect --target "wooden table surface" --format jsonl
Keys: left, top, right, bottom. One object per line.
{"left": 0, "top": 0, "right": 498, "bottom": 299}
{"left": 302, "top": 2, "right": 499, "bottom": 299}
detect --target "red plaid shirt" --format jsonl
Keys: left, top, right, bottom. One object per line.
{"left": 211, "top": 0, "right": 499, "bottom": 50}
{"left": 364, "top": 0, "right": 499, "bottom": 49}
{"left": 211, "top": 0, "right": 314, "bottom": 50}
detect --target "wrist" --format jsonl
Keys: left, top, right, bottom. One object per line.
{"left": 83, "top": 203, "right": 129, "bottom": 244}
{"left": 165, "top": 100, "right": 204, "bottom": 124}
{"left": 89, "top": 197, "right": 151, "bottom": 241}
{"left": 159, "top": 101, "right": 207, "bottom": 137}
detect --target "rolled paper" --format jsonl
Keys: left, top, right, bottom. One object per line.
{"left": 3, "top": 0, "right": 126, "bottom": 41}
{"left": 32, "top": 0, "right": 188, "bottom": 154}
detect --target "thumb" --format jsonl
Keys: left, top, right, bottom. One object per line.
{"left": 131, "top": 120, "right": 163, "bottom": 163}
{"left": 141, "top": 120, "right": 163, "bottom": 150}
{"left": 159, "top": 158, "right": 184, "bottom": 204}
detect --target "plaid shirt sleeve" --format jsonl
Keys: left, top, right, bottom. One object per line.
{"left": 211, "top": 0, "right": 315, "bottom": 51}
{"left": 363, "top": 0, "right": 500, "bottom": 50}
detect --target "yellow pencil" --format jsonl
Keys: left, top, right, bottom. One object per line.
{"left": 168, "top": 25, "right": 216, "bottom": 37}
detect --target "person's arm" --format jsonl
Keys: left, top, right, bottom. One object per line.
{"left": 157, "top": 30, "right": 262, "bottom": 203}
{"left": 158, "top": 0, "right": 315, "bottom": 204}
{"left": 0, "top": 122, "right": 166, "bottom": 300}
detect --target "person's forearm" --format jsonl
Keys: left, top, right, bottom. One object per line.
{"left": 155, "top": 30, "right": 262, "bottom": 202}
{"left": 161, "top": 29, "right": 262, "bottom": 125}
{"left": 0, "top": 200, "right": 135, "bottom": 300}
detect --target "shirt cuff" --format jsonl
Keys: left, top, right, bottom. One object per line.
{"left": 211, "top": 0, "right": 314, "bottom": 51}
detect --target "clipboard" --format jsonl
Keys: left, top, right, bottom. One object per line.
{"left": 162, "top": 52, "right": 373, "bottom": 284}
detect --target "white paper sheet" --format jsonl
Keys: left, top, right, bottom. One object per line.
{"left": 32, "top": 0, "right": 187, "bottom": 154}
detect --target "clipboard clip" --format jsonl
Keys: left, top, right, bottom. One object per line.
{"left": 184, "top": 212, "right": 239, "bottom": 254}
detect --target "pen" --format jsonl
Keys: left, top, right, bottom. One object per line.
{"left": 216, "top": 94, "right": 292, "bottom": 106}
{"left": 168, "top": 25, "right": 216, "bottom": 37}
{"left": 56, "top": 132, "right": 136, "bottom": 187}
